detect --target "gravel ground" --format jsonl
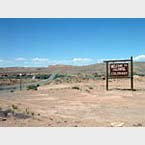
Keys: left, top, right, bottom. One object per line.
{"left": 0, "top": 77, "right": 145, "bottom": 127}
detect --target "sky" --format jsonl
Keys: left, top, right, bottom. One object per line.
{"left": 0, "top": 18, "right": 145, "bottom": 67}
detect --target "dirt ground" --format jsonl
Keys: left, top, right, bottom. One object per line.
{"left": 0, "top": 77, "right": 145, "bottom": 127}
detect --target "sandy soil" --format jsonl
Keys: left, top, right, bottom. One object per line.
{"left": 0, "top": 77, "right": 145, "bottom": 127}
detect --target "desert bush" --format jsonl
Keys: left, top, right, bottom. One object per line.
{"left": 133, "top": 123, "right": 142, "bottom": 127}
{"left": 86, "top": 89, "right": 90, "bottom": 93}
{"left": 12, "top": 104, "right": 18, "bottom": 110}
{"left": 93, "top": 72, "right": 99, "bottom": 77}
{"left": 10, "top": 90, "right": 14, "bottom": 93}
{"left": 102, "top": 76, "right": 105, "bottom": 80}
{"left": 31, "top": 112, "right": 35, "bottom": 116}
{"left": 26, "top": 111, "right": 30, "bottom": 115}
{"left": 27, "top": 85, "right": 38, "bottom": 90}
{"left": 72, "top": 86, "right": 80, "bottom": 90}
{"left": 25, "top": 108, "right": 30, "bottom": 115}
{"left": 89, "top": 86, "right": 93, "bottom": 89}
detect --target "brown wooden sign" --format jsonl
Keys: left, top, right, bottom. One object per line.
{"left": 110, "top": 63, "right": 128, "bottom": 77}
{"left": 104, "top": 56, "right": 134, "bottom": 91}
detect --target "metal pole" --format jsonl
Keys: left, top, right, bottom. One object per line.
{"left": 130, "top": 56, "right": 134, "bottom": 90}
{"left": 106, "top": 62, "right": 109, "bottom": 90}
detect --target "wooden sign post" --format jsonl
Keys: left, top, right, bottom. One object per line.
{"left": 106, "top": 61, "right": 108, "bottom": 90}
{"left": 131, "top": 56, "right": 133, "bottom": 90}
{"left": 104, "top": 56, "right": 134, "bottom": 91}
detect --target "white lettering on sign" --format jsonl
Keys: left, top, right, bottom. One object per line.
{"left": 110, "top": 63, "right": 128, "bottom": 77}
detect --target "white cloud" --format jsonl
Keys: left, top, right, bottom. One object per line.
{"left": 96, "top": 59, "right": 105, "bottom": 63}
{"left": 15, "top": 57, "right": 27, "bottom": 61}
{"left": 0, "top": 59, "right": 14, "bottom": 67}
{"left": 134, "top": 55, "right": 145, "bottom": 61}
{"left": 0, "top": 57, "right": 102, "bottom": 67}
{"left": 73, "top": 58, "right": 93, "bottom": 63}
{"left": 32, "top": 57, "right": 49, "bottom": 63}
{"left": 71, "top": 58, "right": 94, "bottom": 66}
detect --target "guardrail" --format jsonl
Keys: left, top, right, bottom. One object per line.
{"left": 0, "top": 79, "right": 49, "bottom": 92}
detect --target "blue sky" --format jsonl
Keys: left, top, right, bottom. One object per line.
{"left": 0, "top": 18, "right": 145, "bottom": 67}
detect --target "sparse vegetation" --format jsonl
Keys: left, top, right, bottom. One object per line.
{"left": 53, "top": 73, "right": 66, "bottom": 80}
{"left": 35, "top": 74, "right": 51, "bottom": 79}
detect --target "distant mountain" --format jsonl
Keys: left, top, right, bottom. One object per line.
{"left": 0, "top": 62, "right": 145, "bottom": 75}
